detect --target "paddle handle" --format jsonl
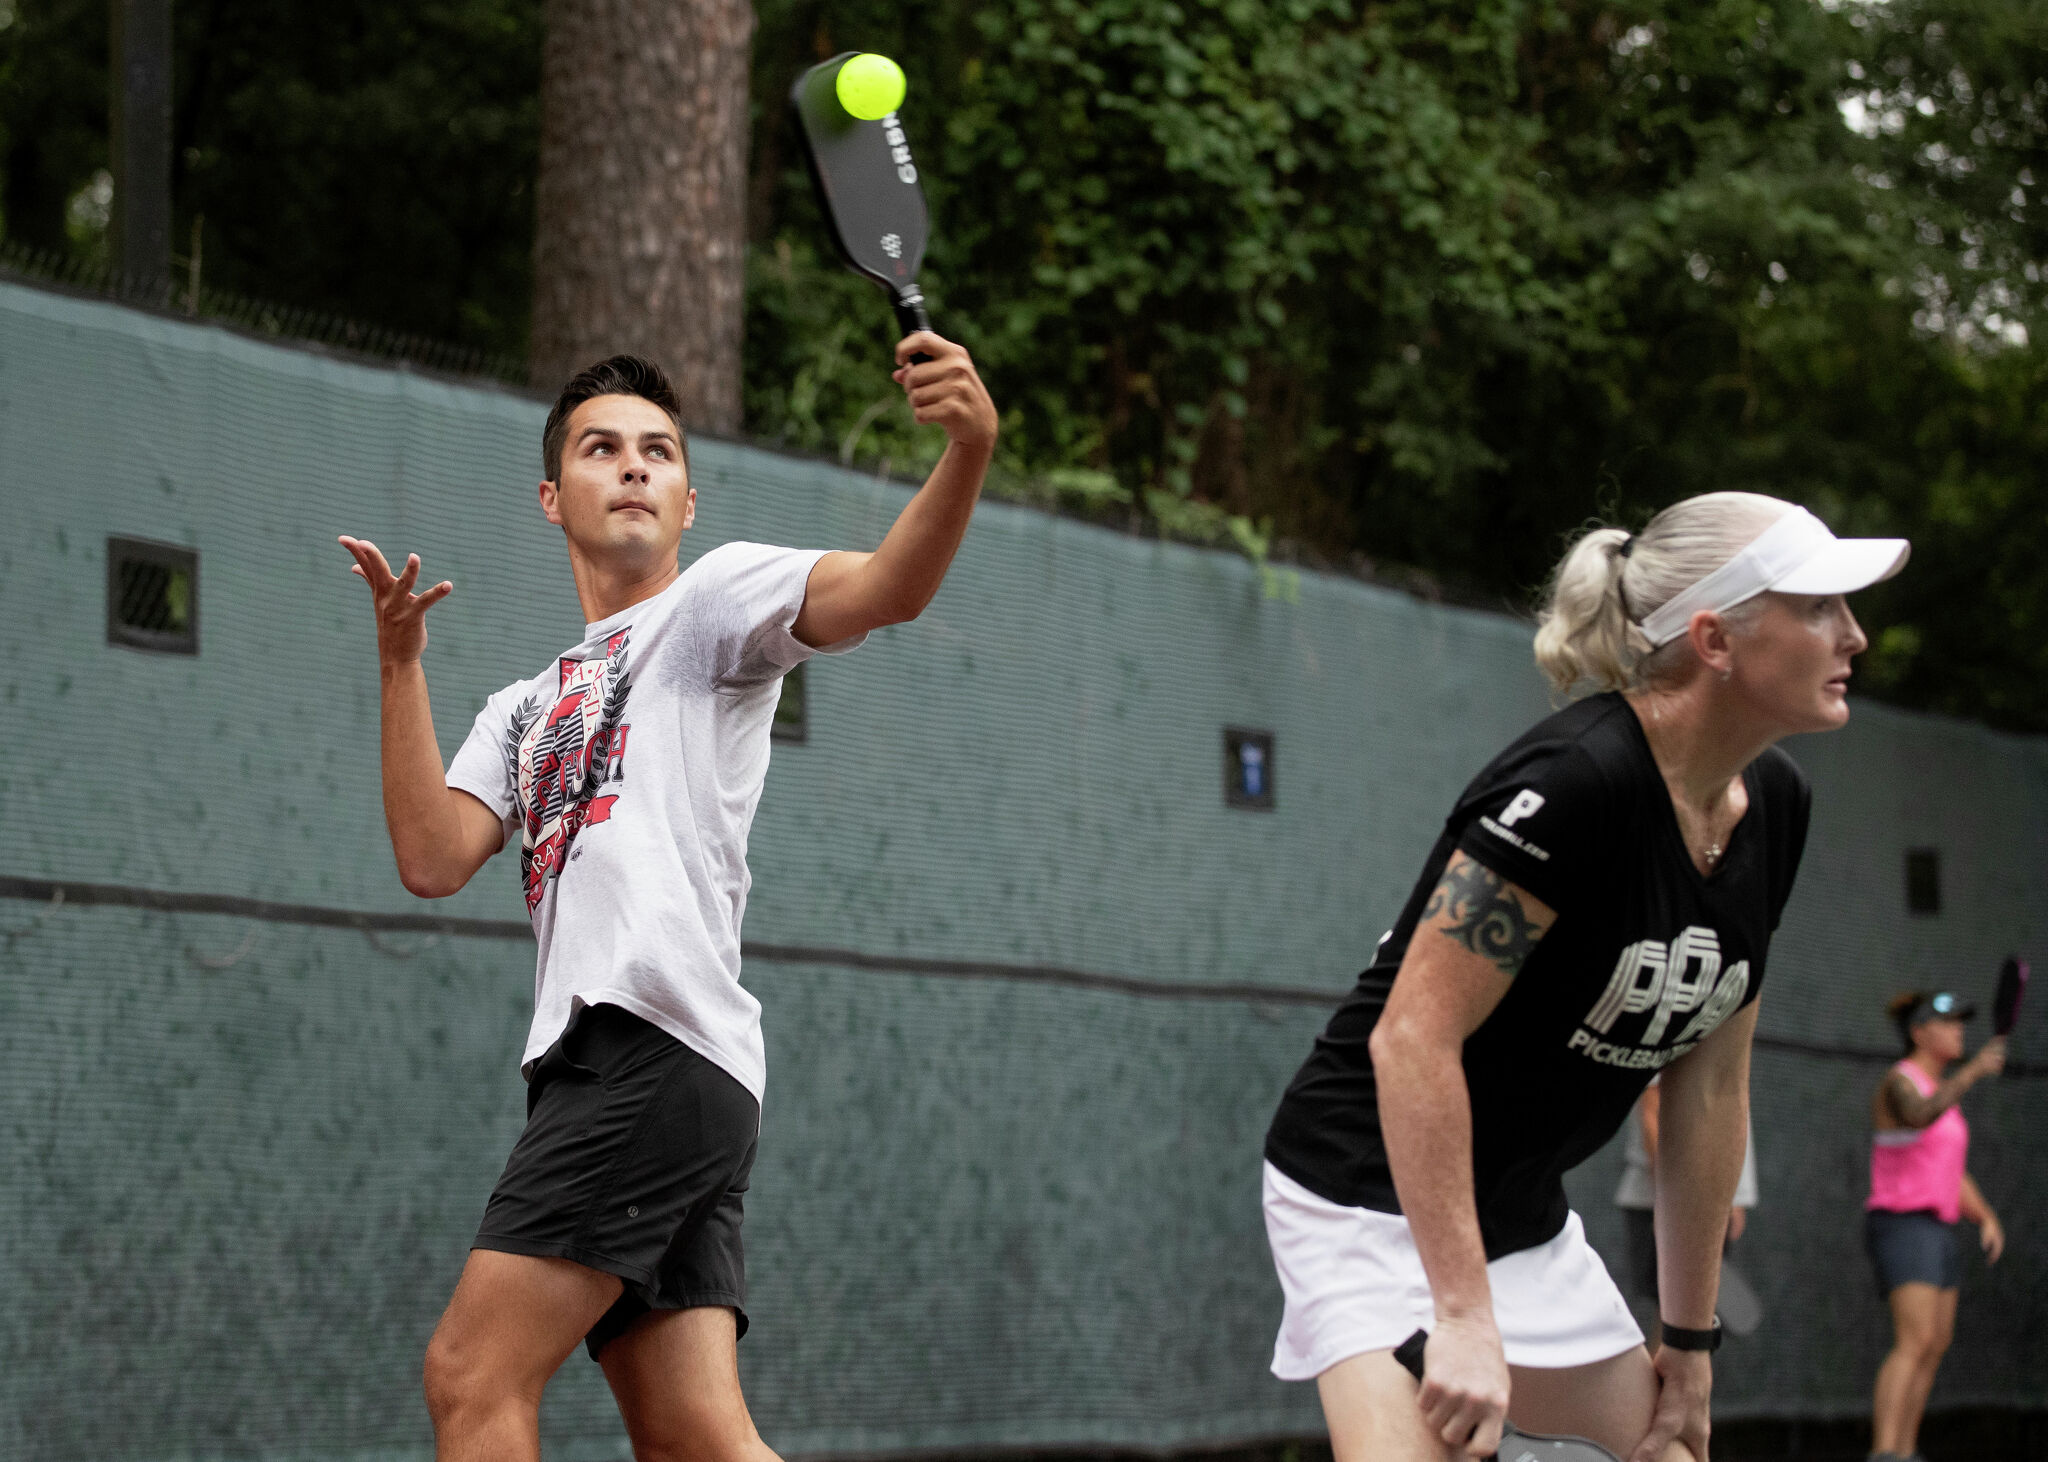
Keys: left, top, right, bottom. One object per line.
{"left": 893, "top": 289, "right": 933, "bottom": 363}
{"left": 1394, "top": 1327, "right": 1429, "bottom": 1382}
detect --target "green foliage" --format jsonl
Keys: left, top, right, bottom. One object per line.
{"left": 0, "top": 0, "right": 542, "bottom": 357}
{"left": 0, "top": 0, "right": 110, "bottom": 258}
{"left": 2, "top": 0, "right": 2043, "bottom": 726}
{"left": 744, "top": 0, "right": 2048, "bottom": 728}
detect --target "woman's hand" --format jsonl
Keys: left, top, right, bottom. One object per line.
{"left": 1967, "top": 1037, "right": 2008, "bottom": 1082}
{"left": 1980, "top": 1212, "right": 2006, "bottom": 1264}
{"left": 1417, "top": 1313, "right": 1511, "bottom": 1458}
{"left": 1629, "top": 1346, "right": 1712, "bottom": 1462}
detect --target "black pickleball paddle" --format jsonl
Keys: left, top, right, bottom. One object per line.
{"left": 1993, "top": 955, "right": 2029, "bottom": 1037}
{"left": 1394, "top": 1330, "right": 1623, "bottom": 1462}
{"left": 790, "top": 53, "right": 933, "bottom": 355}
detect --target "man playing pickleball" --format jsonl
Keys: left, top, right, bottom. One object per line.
{"left": 339, "top": 334, "right": 995, "bottom": 1462}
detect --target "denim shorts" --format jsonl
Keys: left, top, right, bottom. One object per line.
{"left": 1864, "top": 1207, "right": 1961, "bottom": 1297}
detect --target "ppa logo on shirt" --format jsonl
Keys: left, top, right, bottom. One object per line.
{"left": 1569, "top": 925, "right": 1750, "bottom": 1070}
{"left": 507, "top": 630, "right": 633, "bottom": 913}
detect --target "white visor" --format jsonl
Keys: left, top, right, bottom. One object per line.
{"left": 1637, "top": 507, "right": 1910, "bottom": 648}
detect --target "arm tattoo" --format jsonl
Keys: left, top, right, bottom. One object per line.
{"left": 1422, "top": 853, "right": 1549, "bottom": 978}
{"left": 1885, "top": 1071, "right": 1951, "bottom": 1129}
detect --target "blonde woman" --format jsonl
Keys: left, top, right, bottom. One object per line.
{"left": 1263, "top": 494, "right": 1907, "bottom": 1462}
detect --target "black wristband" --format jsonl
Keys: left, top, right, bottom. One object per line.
{"left": 1659, "top": 1318, "right": 1722, "bottom": 1353}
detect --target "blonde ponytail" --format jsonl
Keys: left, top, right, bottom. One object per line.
{"left": 1534, "top": 527, "right": 1639, "bottom": 695}
{"left": 1534, "top": 492, "right": 1793, "bottom": 698}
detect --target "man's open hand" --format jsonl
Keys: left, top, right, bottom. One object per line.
{"left": 894, "top": 332, "right": 997, "bottom": 452}
{"left": 338, "top": 536, "right": 453, "bottom": 666}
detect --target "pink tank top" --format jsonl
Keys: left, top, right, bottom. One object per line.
{"left": 1868, "top": 1059, "right": 1968, "bottom": 1223}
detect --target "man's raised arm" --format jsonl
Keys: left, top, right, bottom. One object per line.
{"left": 792, "top": 332, "right": 999, "bottom": 647}
{"left": 338, "top": 536, "right": 506, "bottom": 899}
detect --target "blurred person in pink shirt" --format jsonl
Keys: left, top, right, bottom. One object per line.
{"left": 1863, "top": 990, "right": 2007, "bottom": 1462}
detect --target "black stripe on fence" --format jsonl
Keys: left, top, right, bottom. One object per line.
{"left": 0, "top": 873, "right": 1333, "bottom": 1006}
{"left": 2, "top": 873, "right": 2039, "bottom": 1071}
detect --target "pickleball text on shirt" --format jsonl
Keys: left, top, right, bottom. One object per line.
{"left": 1570, "top": 925, "right": 1750, "bottom": 1070}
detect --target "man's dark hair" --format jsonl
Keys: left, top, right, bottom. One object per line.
{"left": 542, "top": 354, "right": 690, "bottom": 483}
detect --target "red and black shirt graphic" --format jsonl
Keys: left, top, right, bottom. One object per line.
{"left": 503, "top": 629, "right": 633, "bottom": 913}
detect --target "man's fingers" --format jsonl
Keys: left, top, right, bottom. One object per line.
{"left": 893, "top": 329, "right": 954, "bottom": 365}
{"left": 911, "top": 394, "right": 979, "bottom": 425}
{"left": 338, "top": 536, "right": 378, "bottom": 580}
{"left": 906, "top": 382, "right": 972, "bottom": 410}
{"left": 337, "top": 537, "right": 442, "bottom": 605}
{"left": 897, "top": 357, "right": 966, "bottom": 390}
{"left": 340, "top": 535, "right": 398, "bottom": 588}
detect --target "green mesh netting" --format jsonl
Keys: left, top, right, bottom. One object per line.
{"left": 1, "top": 281, "right": 2043, "bottom": 1460}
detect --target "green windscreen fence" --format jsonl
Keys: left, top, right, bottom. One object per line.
{"left": 1, "top": 281, "right": 2043, "bottom": 1460}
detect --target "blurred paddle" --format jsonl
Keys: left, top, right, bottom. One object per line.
{"left": 1992, "top": 956, "right": 2028, "bottom": 1038}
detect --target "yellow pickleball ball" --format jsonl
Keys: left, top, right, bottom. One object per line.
{"left": 836, "top": 53, "right": 906, "bottom": 121}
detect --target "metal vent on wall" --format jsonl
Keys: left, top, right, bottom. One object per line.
{"left": 106, "top": 537, "right": 199, "bottom": 654}
{"left": 1905, "top": 847, "right": 1941, "bottom": 915}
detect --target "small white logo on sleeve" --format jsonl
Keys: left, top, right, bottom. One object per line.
{"left": 1498, "top": 789, "right": 1546, "bottom": 827}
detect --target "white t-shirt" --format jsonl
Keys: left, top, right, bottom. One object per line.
{"left": 446, "top": 541, "right": 862, "bottom": 1102}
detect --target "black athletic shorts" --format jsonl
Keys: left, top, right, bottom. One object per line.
{"left": 475, "top": 1001, "right": 760, "bottom": 1360}
{"left": 1864, "top": 1208, "right": 1961, "bottom": 1298}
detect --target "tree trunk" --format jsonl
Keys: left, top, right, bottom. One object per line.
{"left": 109, "top": 0, "right": 175, "bottom": 294}
{"left": 530, "top": 0, "right": 754, "bottom": 435}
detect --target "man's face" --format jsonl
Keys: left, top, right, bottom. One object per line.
{"left": 539, "top": 394, "right": 694, "bottom": 558}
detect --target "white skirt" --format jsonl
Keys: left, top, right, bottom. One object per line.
{"left": 1263, "top": 1161, "right": 1643, "bottom": 1379}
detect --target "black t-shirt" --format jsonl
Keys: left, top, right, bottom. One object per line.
{"left": 1263, "top": 692, "right": 1811, "bottom": 1259}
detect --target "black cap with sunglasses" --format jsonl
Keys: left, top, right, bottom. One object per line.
{"left": 1909, "top": 991, "right": 1975, "bottom": 1026}
{"left": 1886, "top": 989, "right": 1979, "bottom": 1051}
